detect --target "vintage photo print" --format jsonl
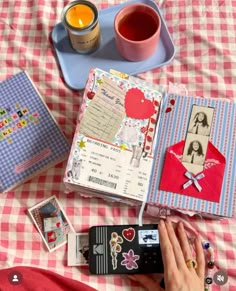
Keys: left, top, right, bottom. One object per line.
{"left": 67, "top": 233, "right": 89, "bottom": 266}
{"left": 182, "top": 134, "right": 209, "bottom": 166}
{"left": 28, "top": 195, "right": 74, "bottom": 252}
{"left": 182, "top": 134, "right": 209, "bottom": 174}
{"left": 187, "top": 105, "right": 214, "bottom": 136}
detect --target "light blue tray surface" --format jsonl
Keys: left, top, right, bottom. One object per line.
{"left": 51, "top": 0, "right": 176, "bottom": 90}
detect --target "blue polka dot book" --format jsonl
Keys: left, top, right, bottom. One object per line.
{"left": 0, "top": 71, "right": 70, "bottom": 193}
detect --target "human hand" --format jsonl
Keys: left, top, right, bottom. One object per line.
{"left": 128, "top": 219, "right": 205, "bottom": 291}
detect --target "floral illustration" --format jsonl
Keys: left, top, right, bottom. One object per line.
{"left": 121, "top": 249, "right": 140, "bottom": 270}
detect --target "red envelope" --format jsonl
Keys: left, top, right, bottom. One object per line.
{"left": 159, "top": 140, "right": 226, "bottom": 202}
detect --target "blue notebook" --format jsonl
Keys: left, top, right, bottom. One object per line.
{"left": 0, "top": 71, "right": 70, "bottom": 193}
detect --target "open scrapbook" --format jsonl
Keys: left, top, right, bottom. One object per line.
{"left": 64, "top": 68, "right": 236, "bottom": 218}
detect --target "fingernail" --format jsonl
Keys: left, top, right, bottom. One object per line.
{"left": 179, "top": 221, "right": 184, "bottom": 229}
{"left": 127, "top": 275, "right": 137, "bottom": 281}
{"left": 159, "top": 219, "right": 164, "bottom": 227}
{"left": 166, "top": 217, "right": 172, "bottom": 224}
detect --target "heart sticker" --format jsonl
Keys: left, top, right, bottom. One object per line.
{"left": 122, "top": 228, "right": 135, "bottom": 242}
{"left": 125, "top": 88, "right": 155, "bottom": 119}
{"left": 56, "top": 222, "right": 61, "bottom": 228}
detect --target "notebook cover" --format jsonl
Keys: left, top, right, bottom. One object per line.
{"left": 0, "top": 71, "right": 70, "bottom": 193}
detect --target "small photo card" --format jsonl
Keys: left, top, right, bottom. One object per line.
{"left": 138, "top": 229, "right": 159, "bottom": 245}
{"left": 187, "top": 105, "right": 214, "bottom": 136}
{"left": 182, "top": 134, "right": 209, "bottom": 174}
{"left": 28, "top": 195, "right": 74, "bottom": 252}
{"left": 67, "top": 233, "right": 89, "bottom": 266}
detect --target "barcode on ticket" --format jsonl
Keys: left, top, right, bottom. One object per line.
{"left": 88, "top": 176, "right": 117, "bottom": 189}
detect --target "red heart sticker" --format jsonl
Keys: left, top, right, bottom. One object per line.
{"left": 56, "top": 222, "right": 61, "bottom": 228}
{"left": 165, "top": 107, "right": 172, "bottom": 113}
{"left": 170, "top": 99, "right": 175, "bottom": 106}
{"left": 122, "top": 228, "right": 135, "bottom": 242}
{"left": 125, "top": 88, "right": 155, "bottom": 119}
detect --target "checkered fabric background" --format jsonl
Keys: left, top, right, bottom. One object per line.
{"left": 0, "top": 0, "right": 235, "bottom": 290}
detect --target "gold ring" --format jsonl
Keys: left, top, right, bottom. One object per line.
{"left": 186, "top": 259, "right": 197, "bottom": 269}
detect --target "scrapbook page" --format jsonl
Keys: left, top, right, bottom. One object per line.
{"left": 64, "top": 68, "right": 236, "bottom": 218}
{"left": 0, "top": 71, "right": 70, "bottom": 193}
{"left": 64, "top": 68, "right": 163, "bottom": 202}
{"left": 147, "top": 94, "right": 235, "bottom": 217}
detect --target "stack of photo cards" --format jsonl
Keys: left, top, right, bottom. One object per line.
{"left": 28, "top": 196, "right": 74, "bottom": 252}
{"left": 67, "top": 233, "right": 89, "bottom": 266}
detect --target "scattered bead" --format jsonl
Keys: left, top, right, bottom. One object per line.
{"left": 202, "top": 240, "right": 214, "bottom": 290}
{"left": 202, "top": 241, "right": 210, "bottom": 249}
{"left": 207, "top": 261, "right": 215, "bottom": 269}
{"left": 205, "top": 277, "right": 213, "bottom": 285}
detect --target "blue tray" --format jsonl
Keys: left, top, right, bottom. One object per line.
{"left": 51, "top": 0, "right": 176, "bottom": 90}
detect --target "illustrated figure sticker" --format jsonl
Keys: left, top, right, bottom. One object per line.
{"left": 122, "top": 228, "right": 135, "bottom": 242}
{"left": 109, "top": 232, "right": 123, "bottom": 270}
{"left": 67, "top": 157, "right": 82, "bottom": 181}
{"left": 121, "top": 249, "right": 140, "bottom": 270}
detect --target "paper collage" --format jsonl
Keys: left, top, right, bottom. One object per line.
{"left": 148, "top": 94, "right": 235, "bottom": 217}
{"left": 64, "top": 68, "right": 162, "bottom": 202}
{"left": 64, "top": 68, "right": 235, "bottom": 217}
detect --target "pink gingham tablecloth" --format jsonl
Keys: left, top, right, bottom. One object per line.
{"left": 0, "top": 0, "right": 235, "bottom": 290}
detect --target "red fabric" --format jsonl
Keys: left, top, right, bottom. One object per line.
{"left": 0, "top": 266, "right": 97, "bottom": 291}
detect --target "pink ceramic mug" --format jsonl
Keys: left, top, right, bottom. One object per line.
{"left": 114, "top": 3, "right": 161, "bottom": 62}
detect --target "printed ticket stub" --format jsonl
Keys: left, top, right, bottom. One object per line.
{"left": 66, "top": 135, "right": 153, "bottom": 201}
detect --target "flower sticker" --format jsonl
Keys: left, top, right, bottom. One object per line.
{"left": 121, "top": 249, "right": 140, "bottom": 270}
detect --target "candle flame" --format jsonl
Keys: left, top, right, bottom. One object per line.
{"left": 78, "top": 19, "right": 84, "bottom": 27}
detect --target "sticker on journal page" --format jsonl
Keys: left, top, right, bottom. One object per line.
{"left": 65, "top": 68, "right": 163, "bottom": 202}
{"left": 79, "top": 76, "right": 126, "bottom": 143}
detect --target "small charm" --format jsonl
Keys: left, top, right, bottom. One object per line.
{"left": 205, "top": 277, "right": 213, "bottom": 285}
{"left": 202, "top": 241, "right": 210, "bottom": 249}
{"left": 207, "top": 260, "right": 214, "bottom": 269}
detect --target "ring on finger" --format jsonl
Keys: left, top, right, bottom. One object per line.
{"left": 186, "top": 259, "right": 197, "bottom": 269}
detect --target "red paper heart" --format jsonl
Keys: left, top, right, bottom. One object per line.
{"left": 165, "top": 107, "right": 172, "bottom": 113}
{"left": 170, "top": 99, "right": 175, "bottom": 106}
{"left": 125, "top": 88, "right": 155, "bottom": 119}
{"left": 56, "top": 222, "right": 61, "bottom": 228}
{"left": 122, "top": 228, "right": 135, "bottom": 241}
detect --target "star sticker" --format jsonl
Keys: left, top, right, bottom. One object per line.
{"left": 78, "top": 140, "right": 86, "bottom": 149}
{"left": 96, "top": 79, "right": 103, "bottom": 85}
{"left": 120, "top": 144, "right": 127, "bottom": 151}
{"left": 121, "top": 249, "right": 139, "bottom": 270}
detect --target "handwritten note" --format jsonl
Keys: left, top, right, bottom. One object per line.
{"left": 80, "top": 77, "right": 125, "bottom": 143}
